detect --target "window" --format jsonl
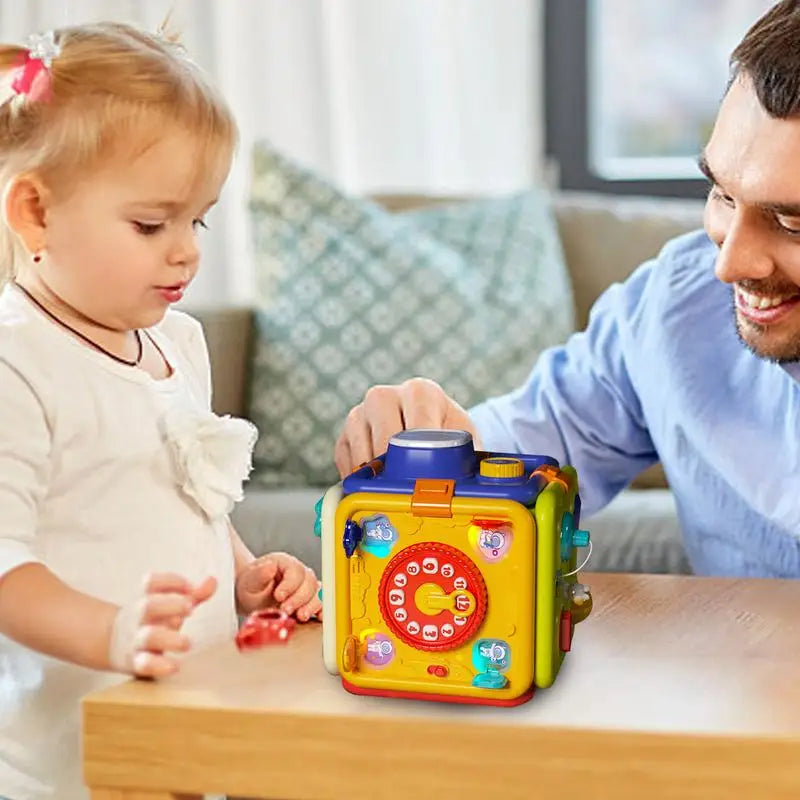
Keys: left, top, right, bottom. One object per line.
{"left": 545, "top": 0, "right": 775, "bottom": 198}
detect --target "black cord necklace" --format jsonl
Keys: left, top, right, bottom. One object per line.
{"left": 13, "top": 281, "right": 144, "bottom": 367}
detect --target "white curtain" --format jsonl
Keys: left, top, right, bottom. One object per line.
{"left": 0, "top": 0, "right": 543, "bottom": 305}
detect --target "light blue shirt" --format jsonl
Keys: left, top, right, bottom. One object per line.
{"left": 470, "top": 230, "right": 800, "bottom": 577}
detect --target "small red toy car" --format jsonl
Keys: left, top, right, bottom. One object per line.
{"left": 235, "top": 609, "right": 297, "bottom": 650}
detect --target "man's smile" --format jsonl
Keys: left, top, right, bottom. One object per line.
{"left": 735, "top": 284, "right": 800, "bottom": 324}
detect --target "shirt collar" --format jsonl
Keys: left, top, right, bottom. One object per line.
{"left": 780, "top": 360, "right": 800, "bottom": 383}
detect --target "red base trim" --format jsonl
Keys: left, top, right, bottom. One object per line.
{"left": 341, "top": 677, "right": 535, "bottom": 706}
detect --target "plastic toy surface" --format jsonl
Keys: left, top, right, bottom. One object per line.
{"left": 315, "top": 429, "right": 593, "bottom": 706}
{"left": 236, "top": 609, "right": 297, "bottom": 650}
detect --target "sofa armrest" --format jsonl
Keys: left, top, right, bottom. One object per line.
{"left": 186, "top": 306, "right": 255, "bottom": 419}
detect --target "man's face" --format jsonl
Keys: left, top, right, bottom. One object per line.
{"left": 703, "top": 75, "right": 800, "bottom": 362}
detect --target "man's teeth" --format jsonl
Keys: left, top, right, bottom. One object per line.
{"left": 738, "top": 288, "right": 798, "bottom": 309}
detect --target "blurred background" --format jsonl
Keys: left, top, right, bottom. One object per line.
{"left": 0, "top": 0, "right": 773, "bottom": 306}
{"left": 4, "top": 0, "right": 777, "bottom": 568}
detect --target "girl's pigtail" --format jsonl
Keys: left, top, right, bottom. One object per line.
{"left": 0, "top": 32, "right": 60, "bottom": 107}
{"left": 0, "top": 45, "right": 28, "bottom": 289}
{"left": 0, "top": 33, "right": 60, "bottom": 288}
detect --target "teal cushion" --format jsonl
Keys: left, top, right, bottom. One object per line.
{"left": 247, "top": 142, "right": 575, "bottom": 488}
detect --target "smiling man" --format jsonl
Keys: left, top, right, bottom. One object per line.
{"left": 334, "top": 0, "right": 800, "bottom": 577}
{"left": 702, "top": 56, "right": 800, "bottom": 363}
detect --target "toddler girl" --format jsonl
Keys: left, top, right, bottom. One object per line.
{"left": 0, "top": 23, "right": 321, "bottom": 800}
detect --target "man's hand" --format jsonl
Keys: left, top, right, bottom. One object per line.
{"left": 334, "top": 377, "right": 480, "bottom": 477}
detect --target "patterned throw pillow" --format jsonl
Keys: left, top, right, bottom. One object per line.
{"left": 246, "top": 142, "right": 575, "bottom": 488}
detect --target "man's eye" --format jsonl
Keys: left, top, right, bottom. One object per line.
{"left": 776, "top": 217, "right": 800, "bottom": 236}
{"left": 193, "top": 218, "right": 209, "bottom": 230}
{"left": 134, "top": 221, "right": 164, "bottom": 236}
{"left": 711, "top": 187, "right": 735, "bottom": 208}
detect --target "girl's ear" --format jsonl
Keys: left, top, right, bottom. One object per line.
{"left": 4, "top": 173, "right": 51, "bottom": 255}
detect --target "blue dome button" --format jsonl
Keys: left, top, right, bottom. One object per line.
{"left": 383, "top": 429, "right": 477, "bottom": 480}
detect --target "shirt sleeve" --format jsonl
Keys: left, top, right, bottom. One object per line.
{"left": 0, "top": 359, "right": 51, "bottom": 579}
{"left": 469, "top": 257, "right": 660, "bottom": 516}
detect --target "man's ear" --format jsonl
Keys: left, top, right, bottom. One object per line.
{"left": 3, "top": 174, "right": 51, "bottom": 254}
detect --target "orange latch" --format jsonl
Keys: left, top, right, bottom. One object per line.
{"left": 354, "top": 458, "right": 384, "bottom": 477}
{"left": 411, "top": 479, "right": 455, "bottom": 518}
{"left": 532, "top": 464, "right": 571, "bottom": 493}
{"left": 364, "top": 458, "right": 384, "bottom": 477}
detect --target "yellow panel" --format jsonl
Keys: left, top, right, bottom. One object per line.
{"left": 533, "top": 466, "right": 579, "bottom": 688}
{"left": 334, "top": 492, "right": 536, "bottom": 703}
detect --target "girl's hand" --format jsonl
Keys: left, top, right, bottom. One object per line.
{"left": 108, "top": 572, "right": 217, "bottom": 678}
{"left": 235, "top": 552, "right": 321, "bottom": 621}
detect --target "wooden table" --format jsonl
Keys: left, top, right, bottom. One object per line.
{"left": 82, "top": 572, "right": 800, "bottom": 800}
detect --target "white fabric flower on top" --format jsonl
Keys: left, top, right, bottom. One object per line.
{"left": 161, "top": 407, "right": 259, "bottom": 521}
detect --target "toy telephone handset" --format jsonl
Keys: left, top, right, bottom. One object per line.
{"left": 316, "top": 428, "right": 593, "bottom": 706}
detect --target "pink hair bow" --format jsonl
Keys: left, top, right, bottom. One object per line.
{"left": 10, "top": 31, "right": 60, "bottom": 103}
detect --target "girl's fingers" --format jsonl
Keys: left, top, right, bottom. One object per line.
{"left": 238, "top": 559, "right": 277, "bottom": 597}
{"left": 273, "top": 565, "right": 308, "bottom": 607}
{"left": 253, "top": 557, "right": 279, "bottom": 585}
{"left": 139, "top": 577, "right": 217, "bottom": 628}
{"left": 139, "top": 593, "right": 193, "bottom": 624}
{"left": 132, "top": 650, "right": 181, "bottom": 679}
{"left": 192, "top": 575, "right": 218, "bottom": 605}
{"left": 294, "top": 592, "right": 323, "bottom": 622}
{"left": 115, "top": 572, "right": 213, "bottom": 680}
{"left": 283, "top": 568, "right": 320, "bottom": 616}
{"left": 238, "top": 582, "right": 276, "bottom": 613}
{"left": 134, "top": 624, "right": 191, "bottom": 655}
{"left": 143, "top": 573, "right": 194, "bottom": 596}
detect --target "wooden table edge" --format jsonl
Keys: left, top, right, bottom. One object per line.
{"left": 82, "top": 696, "right": 800, "bottom": 799}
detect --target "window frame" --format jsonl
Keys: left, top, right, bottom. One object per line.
{"left": 544, "top": 0, "right": 710, "bottom": 199}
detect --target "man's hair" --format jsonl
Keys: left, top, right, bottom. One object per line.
{"left": 730, "top": 0, "right": 800, "bottom": 117}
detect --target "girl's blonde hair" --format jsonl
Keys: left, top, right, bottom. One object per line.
{"left": 0, "top": 22, "right": 238, "bottom": 286}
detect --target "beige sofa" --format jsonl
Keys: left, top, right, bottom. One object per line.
{"left": 191, "top": 191, "right": 706, "bottom": 576}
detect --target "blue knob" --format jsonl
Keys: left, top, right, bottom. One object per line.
{"left": 472, "top": 669, "right": 508, "bottom": 689}
{"left": 343, "top": 519, "right": 363, "bottom": 558}
{"left": 572, "top": 529, "right": 590, "bottom": 548}
{"left": 313, "top": 495, "right": 324, "bottom": 538}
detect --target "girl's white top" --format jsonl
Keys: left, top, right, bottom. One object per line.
{"left": 0, "top": 283, "right": 257, "bottom": 800}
